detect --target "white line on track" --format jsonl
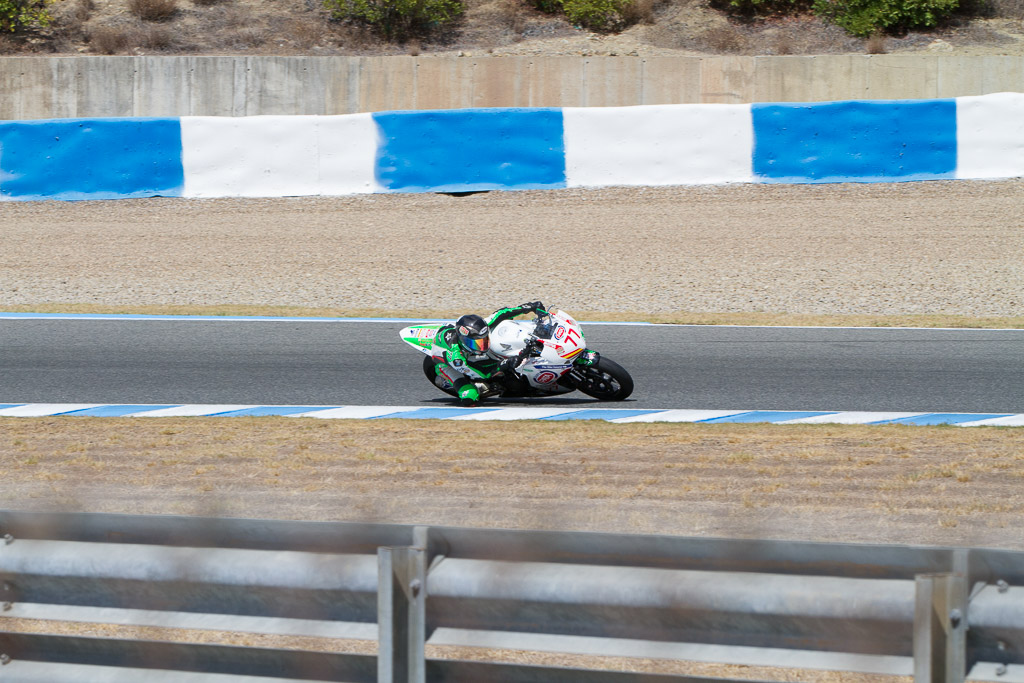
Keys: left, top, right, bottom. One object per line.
{"left": 2, "top": 312, "right": 1023, "bottom": 331}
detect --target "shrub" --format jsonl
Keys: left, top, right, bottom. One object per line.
{"left": 0, "top": 0, "right": 51, "bottom": 32}
{"left": 722, "top": 0, "right": 960, "bottom": 36}
{"left": 139, "top": 23, "right": 174, "bottom": 48}
{"left": 562, "top": 0, "right": 633, "bottom": 28}
{"left": 530, "top": 0, "right": 560, "bottom": 13}
{"left": 226, "top": 25, "right": 268, "bottom": 48}
{"left": 699, "top": 24, "right": 748, "bottom": 50}
{"left": 88, "top": 24, "right": 132, "bottom": 52}
{"left": 713, "top": 0, "right": 812, "bottom": 19}
{"left": 812, "top": 0, "right": 959, "bottom": 35}
{"left": 128, "top": 0, "right": 178, "bottom": 21}
{"left": 325, "top": 0, "right": 463, "bottom": 41}
{"left": 532, "top": 0, "right": 647, "bottom": 30}
{"left": 621, "top": 0, "right": 656, "bottom": 24}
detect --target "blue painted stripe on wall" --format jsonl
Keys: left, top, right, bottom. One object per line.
{"left": 373, "top": 108, "right": 567, "bottom": 192}
{"left": 0, "top": 118, "right": 184, "bottom": 200}
{"left": 751, "top": 100, "right": 957, "bottom": 183}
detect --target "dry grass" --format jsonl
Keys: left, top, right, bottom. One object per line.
{"left": 65, "top": 0, "right": 95, "bottom": 24}
{"left": 87, "top": 25, "right": 135, "bottom": 54}
{"left": 496, "top": 0, "right": 528, "bottom": 33}
{"left": 2, "top": 418, "right": 1022, "bottom": 547}
{"left": 284, "top": 17, "right": 327, "bottom": 49}
{"left": 989, "top": 0, "right": 1024, "bottom": 18}
{"left": 2, "top": 418, "right": 1019, "bottom": 681}
{"left": 5, "top": 302, "right": 1023, "bottom": 329}
{"left": 865, "top": 32, "right": 888, "bottom": 52}
{"left": 697, "top": 24, "right": 748, "bottom": 52}
{"left": 0, "top": 617, "right": 906, "bottom": 682}
{"left": 621, "top": 0, "right": 659, "bottom": 25}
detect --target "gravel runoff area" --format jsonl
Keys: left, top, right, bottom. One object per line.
{"left": 2, "top": 179, "right": 1023, "bottom": 319}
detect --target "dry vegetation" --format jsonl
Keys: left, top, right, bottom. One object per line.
{"left": 4, "top": 0, "right": 1023, "bottom": 57}
{"left": 4, "top": 418, "right": 1023, "bottom": 546}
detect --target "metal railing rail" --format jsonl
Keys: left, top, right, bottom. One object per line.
{"left": 0, "top": 510, "right": 1022, "bottom": 682}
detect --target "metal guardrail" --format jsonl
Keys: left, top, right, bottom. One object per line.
{"left": 0, "top": 510, "right": 1022, "bottom": 682}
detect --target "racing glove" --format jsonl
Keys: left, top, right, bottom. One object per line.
{"left": 520, "top": 301, "right": 545, "bottom": 312}
{"left": 498, "top": 356, "right": 520, "bottom": 375}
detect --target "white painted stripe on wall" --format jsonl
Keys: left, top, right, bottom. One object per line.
{"left": 182, "top": 116, "right": 318, "bottom": 198}
{"left": 0, "top": 404, "right": 103, "bottom": 417}
{"left": 127, "top": 405, "right": 257, "bottom": 417}
{"left": 611, "top": 410, "right": 748, "bottom": 423}
{"left": 290, "top": 406, "right": 421, "bottom": 419}
{"left": 181, "top": 114, "right": 378, "bottom": 198}
{"left": 956, "top": 92, "right": 1024, "bottom": 180}
{"left": 778, "top": 412, "right": 924, "bottom": 425}
{"left": 314, "top": 114, "right": 381, "bottom": 195}
{"left": 955, "top": 414, "right": 1024, "bottom": 427}
{"left": 563, "top": 104, "right": 754, "bottom": 188}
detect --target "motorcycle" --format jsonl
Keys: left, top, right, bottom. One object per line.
{"left": 399, "top": 308, "right": 634, "bottom": 402}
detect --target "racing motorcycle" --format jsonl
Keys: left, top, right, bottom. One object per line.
{"left": 400, "top": 308, "right": 633, "bottom": 402}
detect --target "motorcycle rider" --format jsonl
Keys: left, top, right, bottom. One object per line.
{"left": 430, "top": 301, "right": 545, "bottom": 406}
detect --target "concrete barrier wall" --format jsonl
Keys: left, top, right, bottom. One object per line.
{"left": 4, "top": 93, "right": 1024, "bottom": 201}
{"left": 1, "top": 55, "right": 1024, "bottom": 119}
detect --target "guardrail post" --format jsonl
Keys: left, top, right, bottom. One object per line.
{"left": 1, "top": 533, "right": 13, "bottom": 614}
{"left": 378, "top": 545, "right": 426, "bottom": 683}
{"left": 914, "top": 573, "right": 968, "bottom": 683}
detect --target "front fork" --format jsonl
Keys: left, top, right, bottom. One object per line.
{"left": 567, "top": 349, "right": 600, "bottom": 385}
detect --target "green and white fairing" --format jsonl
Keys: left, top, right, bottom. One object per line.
{"left": 399, "top": 324, "right": 443, "bottom": 354}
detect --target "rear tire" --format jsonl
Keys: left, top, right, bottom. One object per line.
{"left": 575, "top": 357, "right": 633, "bottom": 401}
{"left": 423, "top": 355, "right": 459, "bottom": 397}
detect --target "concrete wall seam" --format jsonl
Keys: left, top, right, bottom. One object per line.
{"left": 1, "top": 93, "right": 1022, "bottom": 201}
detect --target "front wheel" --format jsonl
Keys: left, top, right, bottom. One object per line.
{"left": 574, "top": 357, "right": 633, "bottom": 401}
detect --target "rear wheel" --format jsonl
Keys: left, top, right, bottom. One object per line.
{"left": 574, "top": 357, "right": 633, "bottom": 401}
{"left": 423, "top": 355, "right": 459, "bottom": 397}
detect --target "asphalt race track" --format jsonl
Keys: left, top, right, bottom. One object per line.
{"left": 1, "top": 316, "right": 1022, "bottom": 414}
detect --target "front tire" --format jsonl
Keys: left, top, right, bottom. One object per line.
{"left": 422, "top": 355, "right": 459, "bottom": 397}
{"left": 574, "top": 357, "right": 633, "bottom": 401}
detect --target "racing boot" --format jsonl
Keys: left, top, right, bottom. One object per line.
{"left": 455, "top": 379, "right": 481, "bottom": 407}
